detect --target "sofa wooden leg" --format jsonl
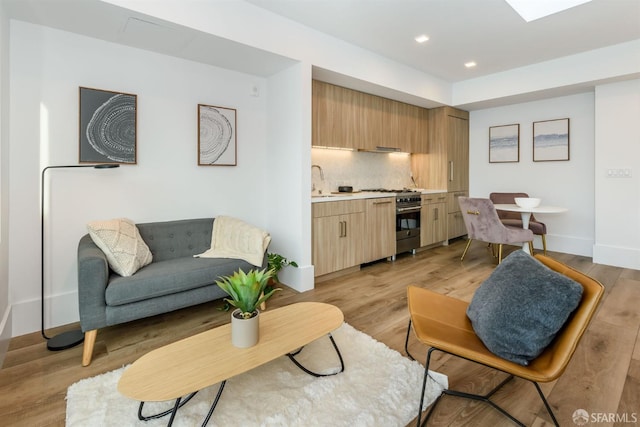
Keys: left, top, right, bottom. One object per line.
{"left": 82, "top": 330, "right": 97, "bottom": 367}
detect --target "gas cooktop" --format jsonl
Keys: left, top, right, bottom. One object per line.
{"left": 361, "top": 188, "right": 420, "bottom": 193}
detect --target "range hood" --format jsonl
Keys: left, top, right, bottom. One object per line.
{"left": 358, "top": 146, "right": 402, "bottom": 153}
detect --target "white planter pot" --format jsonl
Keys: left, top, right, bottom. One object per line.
{"left": 231, "top": 309, "right": 260, "bottom": 348}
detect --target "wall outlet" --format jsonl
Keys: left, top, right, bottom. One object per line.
{"left": 251, "top": 84, "right": 259, "bottom": 97}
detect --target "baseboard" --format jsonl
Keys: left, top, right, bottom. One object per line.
{"left": 0, "top": 305, "right": 11, "bottom": 368}
{"left": 11, "top": 290, "right": 80, "bottom": 337}
{"left": 545, "top": 234, "right": 594, "bottom": 257}
{"left": 593, "top": 244, "right": 640, "bottom": 270}
{"left": 279, "top": 264, "right": 315, "bottom": 292}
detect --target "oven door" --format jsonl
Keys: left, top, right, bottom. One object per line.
{"left": 396, "top": 206, "right": 421, "bottom": 254}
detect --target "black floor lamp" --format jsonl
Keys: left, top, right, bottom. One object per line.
{"left": 41, "top": 163, "right": 119, "bottom": 351}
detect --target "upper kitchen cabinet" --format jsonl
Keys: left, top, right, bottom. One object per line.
{"left": 425, "top": 106, "right": 469, "bottom": 192}
{"left": 312, "top": 80, "right": 428, "bottom": 153}
{"left": 401, "top": 103, "right": 428, "bottom": 154}
{"left": 312, "top": 80, "right": 363, "bottom": 149}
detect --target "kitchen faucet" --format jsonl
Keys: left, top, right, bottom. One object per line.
{"left": 311, "top": 164, "right": 324, "bottom": 193}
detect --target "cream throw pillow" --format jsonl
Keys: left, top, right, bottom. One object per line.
{"left": 86, "top": 218, "right": 153, "bottom": 277}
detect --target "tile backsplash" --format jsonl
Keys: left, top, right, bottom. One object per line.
{"left": 311, "top": 148, "right": 414, "bottom": 193}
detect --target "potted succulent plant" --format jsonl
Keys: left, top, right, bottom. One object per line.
{"left": 215, "top": 268, "right": 280, "bottom": 348}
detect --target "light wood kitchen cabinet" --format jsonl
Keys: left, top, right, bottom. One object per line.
{"left": 420, "top": 106, "right": 469, "bottom": 240}
{"left": 312, "top": 80, "right": 363, "bottom": 149}
{"left": 421, "top": 194, "right": 447, "bottom": 246}
{"left": 447, "top": 190, "right": 469, "bottom": 240}
{"left": 312, "top": 199, "right": 365, "bottom": 276}
{"left": 364, "top": 197, "right": 396, "bottom": 262}
{"left": 312, "top": 80, "right": 429, "bottom": 153}
{"left": 425, "top": 106, "right": 469, "bottom": 192}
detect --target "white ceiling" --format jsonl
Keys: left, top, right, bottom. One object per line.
{"left": 245, "top": 0, "right": 640, "bottom": 82}
{"left": 2, "top": 0, "right": 639, "bottom": 107}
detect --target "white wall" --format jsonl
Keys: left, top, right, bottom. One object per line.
{"left": 0, "top": 0, "right": 11, "bottom": 363}
{"left": 8, "top": 21, "right": 279, "bottom": 336}
{"left": 593, "top": 79, "right": 640, "bottom": 269}
{"left": 265, "top": 62, "right": 315, "bottom": 291}
{"left": 469, "top": 92, "right": 595, "bottom": 256}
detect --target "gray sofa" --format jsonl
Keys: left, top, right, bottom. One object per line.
{"left": 77, "top": 217, "right": 267, "bottom": 366}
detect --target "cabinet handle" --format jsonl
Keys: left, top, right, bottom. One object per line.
{"left": 434, "top": 207, "right": 439, "bottom": 220}
{"left": 373, "top": 200, "right": 392, "bottom": 205}
{"left": 338, "top": 221, "right": 348, "bottom": 237}
{"left": 449, "top": 161, "right": 454, "bottom": 181}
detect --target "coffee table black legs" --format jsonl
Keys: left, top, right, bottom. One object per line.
{"left": 138, "top": 391, "right": 198, "bottom": 423}
{"left": 136, "top": 334, "right": 343, "bottom": 426}
{"left": 137, "top": 381, "right": 225, "bottom": 427}
{"left": 202, "top": 380, "right": 226, "bottom": 426}
{"left": 287, "top": 333, "right": 345, "bottom": 377}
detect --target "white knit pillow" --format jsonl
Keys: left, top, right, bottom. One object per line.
{"left": 86, "top": 218, "right": 152, "bottom": 277}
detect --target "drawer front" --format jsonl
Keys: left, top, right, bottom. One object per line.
{"left": 313, "top": 199, "right": 366, "bottom": 218}
{"left": 422, "top": 193, "right": 447, "bottom": 205}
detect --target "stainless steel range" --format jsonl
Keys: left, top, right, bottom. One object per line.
{"left": 362, "top": 189, "right": 422, "bottom": 256}
{"left": 395, "top": 191, "right": 422, "bottom": 255}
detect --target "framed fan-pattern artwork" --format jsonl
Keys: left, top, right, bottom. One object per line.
{"left": 79, "top": 87, "right": 137, "bottom": 164}
{"left": 198, "top": 104, "right": 237, "bottom": 166}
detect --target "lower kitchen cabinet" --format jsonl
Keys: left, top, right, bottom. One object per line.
{"left": 364, "top": 197, "right": 395, "bottom": 262}
{"left": 447, "top": 191, "right": 468, "bottom": 239}
{"left": 421, "top": 194, "right": 447, "bottom": 246}
{"left": 312, "top": 200, "right": 365, "bottom": 276}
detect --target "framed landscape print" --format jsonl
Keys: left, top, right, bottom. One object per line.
{"left": 489, "top": 124, "right": 519, "bottom": 163}
{"left": 79, "top": 87, "right": 137, "bottom": 164}
{"left": 533, "top": 118, "right": 569, "bottom": 162}
{"left": 198, "top": 104, "right": 237, "bottom": 166}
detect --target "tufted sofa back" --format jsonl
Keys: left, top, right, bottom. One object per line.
{"left": 137, "top": 218, "right": 214, "bottom": 262}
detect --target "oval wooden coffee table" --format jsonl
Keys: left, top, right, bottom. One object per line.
{"left": 118, "top": 302, "right": 344, "bottom": 426}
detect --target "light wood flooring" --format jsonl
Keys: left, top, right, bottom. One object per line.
{"left": 2, "top": 239, "right": 639, "bottom": 426}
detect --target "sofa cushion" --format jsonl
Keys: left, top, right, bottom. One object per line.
{"left": 466, "top": 250, "right": 583, "bottom": 365}
{"left": 87, "top": 218, "right": 153, "bottom": 277}
{"left": 105, "top": 256, "right": 255, "bottom": 306}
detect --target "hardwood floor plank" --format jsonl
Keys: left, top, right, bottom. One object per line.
{"left": 1, "top": 240, "right": 637, "bottom": 427}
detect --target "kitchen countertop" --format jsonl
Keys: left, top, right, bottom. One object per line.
{"left": 311, "top": 188, "right": 446, "bottom": 203}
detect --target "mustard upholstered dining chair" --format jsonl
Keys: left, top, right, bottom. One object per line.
{"left": 458, "top": 197, "right": 533, "bottom": 263}
{"left": 490, "top": 192, "right": 548, "bottom": 255}
{"left": 404, "top": 253, "right": 604, "bottom": 426}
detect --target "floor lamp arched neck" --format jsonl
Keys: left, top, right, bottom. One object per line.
{"left": 41, "top": 163, "right": 119, "bottom": 351}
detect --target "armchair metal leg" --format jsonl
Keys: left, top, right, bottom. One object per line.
{"left": 410, "top": 344, "right": 560, "bottom": 427}
{"left": 541, "top": 234, "right": 547, "bottom": 255}
{"left": 498, "top": 244, "right": 503, "bottom": 263}
{"left": 461, "top": 238, "right": 473, "bottom": 261}
{"left": 529, "top": 241, "right": 535, "bottom": 255}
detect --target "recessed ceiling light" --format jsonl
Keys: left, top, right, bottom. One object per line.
{"left": 414, "top": 34, "right": 429, "bottom": 43}
{"left": 465, "top": 61, "right": 477, "bottom": 68}
{"left": 505, "top": 0, "right": 593, "bottom": 22}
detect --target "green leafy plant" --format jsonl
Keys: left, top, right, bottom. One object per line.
{"left": 267, "top": 253, "right": 298, "bottom": 284}
{"left": 215, "top": 268, "right": 280, "bottom": 319}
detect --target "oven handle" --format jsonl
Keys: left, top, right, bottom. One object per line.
{"left": 396, "top": 206, "right": 421, "bottom": 214}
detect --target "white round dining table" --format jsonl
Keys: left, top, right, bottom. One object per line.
{"left": 493, "top": 204, "right": 568, "bottom": 254}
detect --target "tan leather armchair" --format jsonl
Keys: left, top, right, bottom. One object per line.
{"left": 404, "top": 254, "right": 604, "bottom": 426}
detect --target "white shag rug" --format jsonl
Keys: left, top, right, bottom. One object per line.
{"left": 66, "top": 323, "right": 447, "bottom": 427}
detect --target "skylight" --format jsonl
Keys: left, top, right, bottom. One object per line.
{"left": 505, "top": 0, "right": 593, "bottom": 22}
